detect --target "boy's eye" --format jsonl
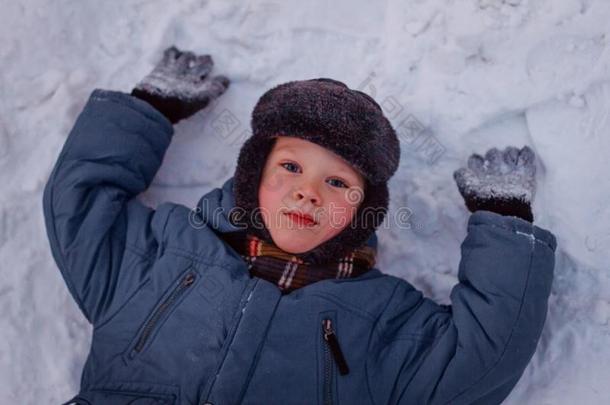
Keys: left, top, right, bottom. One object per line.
{"left": 327, "top": 178, "right": 348, "bottom": 188}
{"left": 280, "top": 162, "right": 300, "bottom": 173}
{"left": 280, "top": 162, "right": 348, "bottom": 188}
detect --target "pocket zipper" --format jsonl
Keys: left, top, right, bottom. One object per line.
{"left": 322, "top": 318, "right": 350, "bottom": 376}
{"left": 132, "top": 271, "right": 196, "bottom": 354}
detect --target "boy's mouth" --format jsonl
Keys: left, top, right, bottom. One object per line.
{"left": 283, "top": 210, "right": 317, "bottom": 226}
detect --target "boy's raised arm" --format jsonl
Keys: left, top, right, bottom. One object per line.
{"left": 42, "top": 46, "right": 229, "bottom": 326}
{"left": 367, "top": 146, "right": 558, "bottom": 404}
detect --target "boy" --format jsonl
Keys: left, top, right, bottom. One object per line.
{"left": 43, "top": 46, "right": 557, "bottom": 404}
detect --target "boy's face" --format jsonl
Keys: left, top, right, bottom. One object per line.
{"left": 258, "top": 136, "right": 366, "bottom": 254}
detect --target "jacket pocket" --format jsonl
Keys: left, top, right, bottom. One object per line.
{"left": 318, "top": 311, "right": 350, "bottom": 405}
{"left": 124, "top": 263, "right": 198, "bottom": 361}
{"left": 63, "top": 381, "right": 179, "bottom": 404}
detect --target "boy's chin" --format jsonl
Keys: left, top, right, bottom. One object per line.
{"left": 270, "top": 229, "right": 322, "bottom": 254}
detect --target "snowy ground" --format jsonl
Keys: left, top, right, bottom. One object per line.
{"left": 1, "top": 0, "right": 609, "bottom": 403}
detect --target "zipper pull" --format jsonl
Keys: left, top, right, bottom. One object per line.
{"left": 323, "top": 319, "right": 350, "bottom": 375}
{"left": 183, "top": 272, "right": 196, "bottom": 286}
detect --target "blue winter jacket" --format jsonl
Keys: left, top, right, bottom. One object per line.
{"left": 42, "top": 89, "right": 557, "bottom": 405}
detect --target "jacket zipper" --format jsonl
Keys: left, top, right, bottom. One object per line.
{"left": 322, "top": 318, "right": 349, "bottom": 404}
{"left": 323, "top": 318, "right": 349, "bottom": 375}
{"left": 132, "top": 271, "right": 196, "bottom": 354}
{"left": 322, "top": 330, "right": 332, "bottom": 405}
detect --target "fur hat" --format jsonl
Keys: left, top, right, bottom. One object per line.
{"left": 231, "top": 78, "right": 400, "bottom": 264}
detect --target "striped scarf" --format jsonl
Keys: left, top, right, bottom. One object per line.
{"left": 219, "top": 232, "right": 376, "bottom": 294}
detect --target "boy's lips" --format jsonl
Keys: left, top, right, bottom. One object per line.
{"left": 283, "top": 210, "right": 317, "bottom": 226}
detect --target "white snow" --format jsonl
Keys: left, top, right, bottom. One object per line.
{"left": 1, "top": 0, "right": 609, "bottom": 403}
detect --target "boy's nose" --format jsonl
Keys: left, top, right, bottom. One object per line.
{"left": 292, "top": 183, "right": 321, "bottom": 205}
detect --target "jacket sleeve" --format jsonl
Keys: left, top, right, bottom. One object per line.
{"left": 368, "top": 210, "right": 557, "bottom": 405}
{"left": 42, "top": 89, "right": 174, "bottom": 326}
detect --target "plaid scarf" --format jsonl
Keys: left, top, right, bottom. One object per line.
{"left": 219, "top": 232, "right": 377, "bottom": 294}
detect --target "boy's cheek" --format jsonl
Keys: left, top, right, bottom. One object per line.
{"left": 259, "top": 182, "right": 284, "bottom": 213}
{"left": 260, "top": 166, "right": 289, "bottom": 194}
{"left": 327, "top": 210, "right": 351, "bottom": 231}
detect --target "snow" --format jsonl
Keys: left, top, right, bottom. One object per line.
{"left": 1, "top": 0, "right": 609, "bottom": 403}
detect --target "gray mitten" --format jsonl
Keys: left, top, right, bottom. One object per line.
{"left": 131, "top": 45, "right": 230, "bottom": 124}
{"left": 453, "top": 145, "right": 536, "bottom": 222}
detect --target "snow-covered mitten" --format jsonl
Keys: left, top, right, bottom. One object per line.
{"left": 131, "top": 45, "right": 230, "bottom": 124}
{"left": 453, "top": 146, "right": 536, "bottom": 222}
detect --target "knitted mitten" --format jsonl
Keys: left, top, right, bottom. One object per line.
{"left": 131, "top": 45, "right": 230, "bottom": 124}
{"left": 453, "top": 146, "right": 536, "bottom": 223}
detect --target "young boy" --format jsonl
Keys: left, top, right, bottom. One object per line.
{"left": 43, "top": 46, "right": 557, "bottom": 405}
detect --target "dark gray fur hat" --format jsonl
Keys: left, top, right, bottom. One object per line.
{"left": 231, "top": 77, "right": 400, "bottom": 264}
